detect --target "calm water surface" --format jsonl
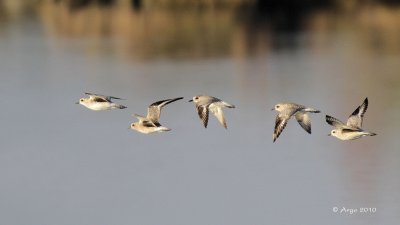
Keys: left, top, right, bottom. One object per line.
{"left": 0, "top": 3, "right": 399, "bottom": 225}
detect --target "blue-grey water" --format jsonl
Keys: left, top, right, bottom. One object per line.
{"left": 0, "top": 2, "right": 399, "bottom": 225}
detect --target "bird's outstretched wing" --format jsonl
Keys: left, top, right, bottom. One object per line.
{"left": 347, "top": 98, "right": 368, "bottom": 128}
{"left": 326, "top": 115, "right": 346, "bottom": 128}
{"left": 295, "top": 112, "right": 311, "bottom": 134}
{"left": 210, "top": 104, "right": 227, "bottom": 129}
{"left": 147, "top": 97, "right": 183, "bottom": 123}
{"left": 273, "top": 115, "right": 289, "bottom": 142}
{"left": 197, "top": 105, "right": 209, "bottom": 128}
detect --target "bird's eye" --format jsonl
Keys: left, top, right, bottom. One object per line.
{"left": 195, "top": 97, "right": 199, "bottom": 100}
{"left": 80, "top": 99, "right": 84, "bottom": 102}
{"left": 332, "top": 131, "right": 336, "bottom": 134}
{"left": 276, "top": 105, "right": 280, "bottom": 108}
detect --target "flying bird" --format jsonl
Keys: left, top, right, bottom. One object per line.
{"left": 130, "top": 97, "right": 183, "bottom": 134}
{"left": 189, "top": 95, "right": 235, "bottom": 129}
{"left": 326, "top": 98, "right": 376, "bottom": 140}
{"left": 76, "top": 92, "right": 127, "bottom": 110}
{"left": 272, "top": 102, "right": 320, "bottom": 142}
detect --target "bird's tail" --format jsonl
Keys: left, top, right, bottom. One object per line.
{"left": 158, "top": 126, "right": 171, "bottom": 132}
{"left": 112, "top": 104, "right": 127, "bottom": 109}
{"left": 365, "top": 132, "right": 377, "bottom": 136}
{"left": 304, "top": 107, "right": 320, "bottom": 113}
{"left": 222, "top": 101, "right": 235, "bottom": 108}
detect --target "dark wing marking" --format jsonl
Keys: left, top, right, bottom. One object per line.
{"left": 326, "top": 115, "right": 345, "bottom": 128}
{"left": 295, "top": 112, "right": 311, "bottom": 134}
{"left": 142, "top": 120, "right": 157, "bottom": 128}
{"left": 91, "top": 96, "right": 109, "bottom": 102}
{"left": 197, "top": 105, "right": 209, "bottom": 128}
{"left": 147, "top": 97, "right": 183, "bottom": 123}
{"left": 85, "top": 92, "right": 124, "bottom": 101}
{"left": 347, "top": 98, "right": 368, "bottom": 128}
{"left": 134, "top": 114, "right": 157, "bottom": 128}
{"left": 273, "top": 115, "right": 289, "bottom": 142}
{"left": 341, "top": 128, "right": 361, "bottom": 133}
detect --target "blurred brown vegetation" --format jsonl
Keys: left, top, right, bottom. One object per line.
{"left": 1, "top": 0, "right": 400, "bottom": 60}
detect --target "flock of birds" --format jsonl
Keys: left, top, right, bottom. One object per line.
{"left": 76, "top": 93, "right": 376, "bottom": 142}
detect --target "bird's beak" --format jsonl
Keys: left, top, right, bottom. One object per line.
{"left": 327, "top": 133, "right": 331, "bottom": 136}
{"left": 75, "top": 102, "right": 79, "bottom": 104}
{"left": 271, "top": 108, "right": 275, "bottom": 111}
{"left": 188, "top": 99, "right": 193, "bottom": 102}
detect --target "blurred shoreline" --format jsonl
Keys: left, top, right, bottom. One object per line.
{"left": 1, "top": 0, "right": 400, "bottom": 61}
{"left": 2, "top": 0, "right": 400, "bottom": 14}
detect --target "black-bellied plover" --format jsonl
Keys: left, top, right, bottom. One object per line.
{"left": 189, "top": 95, "right": 235, "bottom": 129}
{"left": 76, "top": 92, "right": 127, "bottom": 110}
{"left": 272, "top": 102, "right": 320, "bottom": 142}
{"left": 326, "top": 97, "right": 376, "bottom": 140}
{"left": 130, "top": 97, "right": 183, "bottom": 134}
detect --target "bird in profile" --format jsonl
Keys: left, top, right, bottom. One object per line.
{"left": 130, "top": 97, "right": 183, "bottom": 134}
{"left": 76, "top": 92, "right": 127, "bottom": 110}
{"left": 326, "top": 97, "right": 376, "bottom": 140}
{"left": 272, "top": 102, "right": 320, "bottom": 142}
{"left": 189, "top": 95, "right": 235, "bottom": 129}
